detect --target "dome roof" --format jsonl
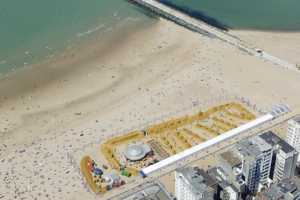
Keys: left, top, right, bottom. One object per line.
{"left": 124, "top": 144, "right": 151, "bottom": 161}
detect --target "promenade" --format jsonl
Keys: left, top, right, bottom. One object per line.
{"left": 106, "top": 106, "right": 299, "bottom": 200}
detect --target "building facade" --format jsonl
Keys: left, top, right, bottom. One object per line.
{"left": 236, "top": 139, "right": 271, "bottom": 194}
{"left": 250, "top": 136, "right": 273, "bottom": 186}
{"left": 115, "top": 181, "right": 173, "bottom": 200}
{"left": 260, "top": 131, "right": 298, "bottom": 182}
{"left": 208, "top": 167, "right": 241, "bottom": 200}
{"left": 175, "top": 167, "right": 216, "bottom": 200}
{"left": 257, "top": 178, "right": 300, "bottom": 200}
{"left": 273, "top": 149, "right": 297, "bottom": 182}
{"left": 221, "top": 186, "right": 239, "bottom": 200}
{"left": 217, "top": 139, "right": 270, "bottom": 196}
{"left": 286, "top": 115, "right": 300, "bottom": 162}
{"left": 241, "top": 153, "right": 263, "bottom": 195}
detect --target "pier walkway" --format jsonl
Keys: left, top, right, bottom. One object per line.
{"left": 129, "top": 0, "right": 297, "bottom": 71}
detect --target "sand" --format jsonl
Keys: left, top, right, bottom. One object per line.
{"left": 1, "top": 18, "right": 300, "bottom": 200}
{"left": 232, "top": 30, "right": 300, "bottom": 66}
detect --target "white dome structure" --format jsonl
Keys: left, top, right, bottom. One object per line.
{"left": 124, "top": 143, "right": 151, "bottom": 161}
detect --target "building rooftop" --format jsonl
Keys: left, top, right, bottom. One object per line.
{"left": 208, "top": 167, "right": 230, "bottom": 187}
{"left": 236, "top": 139, "right": 263, "bottom": 161}
{"left": 219, "top": 151, "right": 242, "bottom": 167}
{"left": 249, "top": 136, "right": 272, "bottom": 152}
{"left": 292, "top": 115, "right": 300, "bottom": 124}
{"left": 209, "top": 165, "right": 245, "bottom": 191}
{"left": 115, "top": 182, "right": 173, "bottom": 200}
{"left": 124, "top": 143, "right": 151, "bottom": 161}
{"left": 177, "top": 167, "right": 216, "bottom": 195}
{"left": 259, "top": 178, "right": 300, "bottom": 200}
{"left": 259, "top": 131, "right": 295, "bottom": 153}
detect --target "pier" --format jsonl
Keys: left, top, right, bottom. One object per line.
{"left": 128, "top": 0, "right": 297, "bottom": 71}
{"left": 129, "top": 0, "right": 254, "bottom": 53}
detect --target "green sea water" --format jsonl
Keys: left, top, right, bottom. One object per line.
{"left": 168, "top": 0, "right": 300, "bottom": 30}
{"left": 0, "top": 0, "right": 152, "bottom": 74}
{"left": 1, "top": 0, "right": 300, "bottom": 75}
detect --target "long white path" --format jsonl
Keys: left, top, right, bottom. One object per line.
{"left": 130, "top": 0, "right": 298, "bottom": 71}
{"left": 106, "top": 106, "right": 298, "bottom": 200}
{"left": 141, "top": 114, "right": 274, "bottom": 176}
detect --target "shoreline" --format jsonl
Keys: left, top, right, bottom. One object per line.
{"left": 0, "top": 16, "right": 156, "bottom": 81}
{"left": 1, "top": 15, "right": 300, "bottom": 200}
{"left": 0, "top": 19, "right": 155, "bottom": 98}
{"left": 0, "top": 18, "right": 158, "bottom": 150}
{"left": 1, "top": 18, "right": 300, "bottom": 156}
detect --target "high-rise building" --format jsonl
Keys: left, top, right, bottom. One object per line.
{"left": 217, "top": 135, "right": 275, "bottom": 197}
{"left": 257, "top": 178, "right": 300, "bottom": 200}
{"left": 286, "top": 115, "right": 300, "bottom": 162}
{"left": 235, "top": 138, "right": 272, "bottom": 194}
{"left": 208, "top": 167, "right": 241, "bottom": 200}
{"left": 222, "top": 186, "right": 239, "bottom": 200}
{"left": 218, "top": 150, "right": 245, "bottom": 192}
{"left": 239, "top": 149, "right": 262, "bottom": 194}
{"left": 175, "top": 167, "right": 217, "bottom": 200}
{"left": 260, "top": 131, "right": 298, "bottom": 182}
{"left": 249, "top": 136, "right": 273, "bottom": 186}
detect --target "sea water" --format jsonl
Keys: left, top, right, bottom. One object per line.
{"left": 0, "top": 0, "right": 152, "bottom": 74}
{"left": 165, "top": 0, "right": 300, "bottom": 31}
{"left": 2, "top": 0, "right": 299, "bottom": 76}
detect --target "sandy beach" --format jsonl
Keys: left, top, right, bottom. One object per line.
{"left": 1, "top": 17, "right": 300, "bottom": 200}
{"left": 232, "top": 30, "right": 300, "bottom": 66}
